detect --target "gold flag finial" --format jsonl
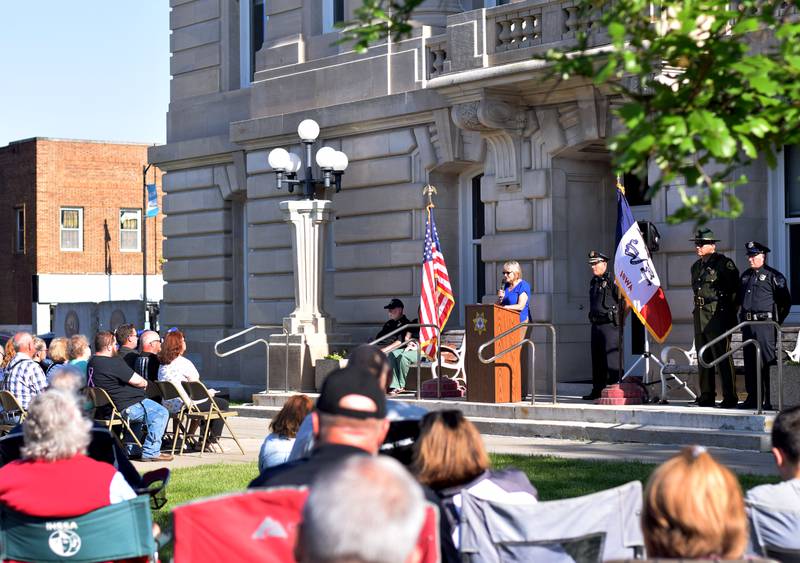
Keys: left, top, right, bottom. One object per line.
{"left": 423, "top": 184, "right": 438, "bottom": 208}
{"left": 616, "top": 174, "right": 626, "bottom": 196}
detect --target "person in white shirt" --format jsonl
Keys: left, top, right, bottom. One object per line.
{"left": 157, "top": 330, "right": 229, "bottom": 448}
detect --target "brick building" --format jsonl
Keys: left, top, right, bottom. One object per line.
{"left": 0, "top": 138, "right": 163, "bottom": 335}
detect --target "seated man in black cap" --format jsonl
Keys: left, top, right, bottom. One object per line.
{"left": 249, "top": 366, "right": 390, "bottom": 488}
{"left": 738, "top": 241, "right": 792, "bottom": 410}
{"left": 584, "top": 251, "right": 622, "bottom": 400}
{"left": 375, "top": 298, "right": 419, "bottom": 394}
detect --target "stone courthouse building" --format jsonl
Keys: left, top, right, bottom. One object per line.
{"left": 150, "top": 0, "right": 800, "bottom": 395}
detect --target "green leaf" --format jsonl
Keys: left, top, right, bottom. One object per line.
{"left": 630, "top": 134, "right": 656, "bottom": 153}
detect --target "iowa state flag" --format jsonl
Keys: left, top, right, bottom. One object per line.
{"left": 614, "top": 183, "right": 672, "bottom": 342}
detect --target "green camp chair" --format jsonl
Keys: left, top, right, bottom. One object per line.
{"left": 0, "top": 494, "right": 156, "bottom": 563}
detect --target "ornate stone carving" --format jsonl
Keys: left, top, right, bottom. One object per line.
{"left": 451, "top": 98, "right": 528, "bottom": 186}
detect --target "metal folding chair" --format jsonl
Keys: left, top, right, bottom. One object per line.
{"left": 84, "top": 387, "right": 142, "bottom": 448}
{"left": 0, "top": 391, "right": 27, "bottom": 436}
{"left": 153, "top": 380, "right": 190, "bottom": 456}
{"left": 181, "top": 380, "right": 244, "bottom": 457}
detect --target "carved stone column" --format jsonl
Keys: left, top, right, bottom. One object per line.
{"left": 280, "top": 199, "right": 333, "bottom": 335}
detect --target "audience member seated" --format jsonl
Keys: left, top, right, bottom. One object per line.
{"left": 67, "top": 334, "right": 92, "bottom": 379}
{"left": 158, "top": 329, "right": 229, "bottom": 448}
{"left": 746, "top": 405, "right": 800, "bottom": 555}
{"left": 297, "top": 455, "right": 427, "bottom": 563}
{"left": 259, "top": 394, "right": 312, "bottom": 472}
{"left": 0, "top": 389, "right": 136, "bottom": 517}
{"left": 89, "top": 331, "right": 172, "bottom": 462}
{"left": 377, "top": 299, "right": 420, "bottom": 395}
{"left": 0, "top": 367, "right": 143, "bottom": 489}
{"left": 137, "top": 330, "right": 162, "bottom": 382}
{"left": 250, "top": 366, "right": 389, "bottom": 489}
{"left": 412, "top": 409, "right": 538, "bottom": 548}
{"left": 289, "top": 345, "right": 427, "bottom": 461}
{"left": 1, "top": 337, "right": 15, "bottom": 378}
{"left": 2, "top": 332, "right": 47, "bottom": 410}
{"left": 115, "top": 323, "right": 140, "bottom": 373}
{"left": 32, "top": 336, "right": 52, "bottom": 375}
{"left": 45, "top": 336, "right": 69, "bottom": 381}
{"left": 642, "top": 446, "right": 748, "bottom": 560}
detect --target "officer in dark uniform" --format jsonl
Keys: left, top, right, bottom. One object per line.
{"left": 375, "top": 298, "right": 411, "bottom": 347}
{"left": 737, "top": 241, "right": 792, "bottom": 410}
{"left": 690, "top": 228, "right": 740, "bottom": 408}
{"left": 583, "top": 251, "right": 622, "bottom": 401}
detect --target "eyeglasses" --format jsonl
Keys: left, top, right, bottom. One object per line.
{"left": 422, "top": 409, "right": 465, "bottom": 429}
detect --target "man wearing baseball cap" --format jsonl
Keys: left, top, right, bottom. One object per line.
{"left": 737, "top": 241, "right": 792, "bottom": 410}
{"left": 249, "top": 367, "right": 390, "bottom": 488}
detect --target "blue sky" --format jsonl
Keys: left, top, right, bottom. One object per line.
{"left": 0, "top": 2, "right": 170, "bottom": 147}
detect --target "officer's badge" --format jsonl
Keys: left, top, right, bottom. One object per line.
{"left": 759, "top": 274, "right": 767, "bottom": 281}
{"left": 472, "top": 312, "right": 487, "bottom": 335}
{"left": 727, "top": 261, "right": 736, "bottom": 270}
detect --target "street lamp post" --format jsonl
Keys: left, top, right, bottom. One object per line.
{"left": 267, "top": 119, "right": 349, "bottom": 199}
{"left": 265, "top": 119, "right": 351, "bottom": 391}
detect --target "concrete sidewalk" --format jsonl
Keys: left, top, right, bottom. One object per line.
{"left": 132, "top": 414, "right": 779, "bottom": 477}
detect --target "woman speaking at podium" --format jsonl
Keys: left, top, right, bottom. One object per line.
{"left": 496, "top": 260, "right": 531, "bottom": 322}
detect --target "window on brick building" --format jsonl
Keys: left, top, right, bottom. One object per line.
{"left": 60, "top": 207, "right": 83, "bottom": 251}
{"left": 120, "top": 209, "right": 141, "bottom": 252}
{"left": 14, "top": 206, "right": 25, "bottom": 254}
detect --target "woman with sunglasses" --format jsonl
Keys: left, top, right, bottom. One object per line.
{"left": 412, "top": 410, "right": 537, "bottom": 549}
{"left": 496, "top": 260, "right": 531, "bottom": 323}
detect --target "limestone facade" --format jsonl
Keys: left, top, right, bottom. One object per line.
{"left": 150, "top": 0, "right": 797, "bottom": 395}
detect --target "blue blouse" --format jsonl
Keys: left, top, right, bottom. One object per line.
{"left": 502, "top": 280, "right": 532, "bottom": 322}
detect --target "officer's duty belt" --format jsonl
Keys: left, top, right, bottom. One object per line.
{"left": 694, "top": 296, "right": 718, "bottom": 306}
{"left": 743, "top": 311, "right": 773, "bottom": 321}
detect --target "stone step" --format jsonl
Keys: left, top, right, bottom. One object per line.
{"left": 232, "top": 404, "right": 771, "bottom": 452}
{"left": 250, "top": 392, "right": 773, "bottom": 433}
{"left": 468, "top": 417, "right": 771, "bottom": 452}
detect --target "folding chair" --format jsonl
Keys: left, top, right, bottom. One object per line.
{"left": 0, "top": 391, "right": 27, "bottom": 435}
{"left": 748, "top": 500, "right": 800, "bottom": 560}
{"left": 170, "top": 487, "right": 441, "bottom": 563}
{"left": 181, "top": 380, "right": 244, "bottom": 457}
{"left": 84, "top": 387, "right": 142, "bottom": 449}
{"left": 153, "top": 380, "right": 189, "bottom": 456}
{"left": 459, "top": 481, "right": 644, "bottom": 562}
{"left": 0, "top": 494, "right": 156, "bottom": 563}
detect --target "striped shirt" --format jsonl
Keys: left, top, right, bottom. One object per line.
{"left": 3, "top": 353, "right": 47, "bottom": 410}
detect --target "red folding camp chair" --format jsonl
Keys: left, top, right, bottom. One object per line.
{"left": 171, "top": 486, "right": 441, "bottom": 563}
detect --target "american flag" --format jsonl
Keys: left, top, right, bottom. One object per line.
{"left": 420, "top": 206, "right": 454, "bottom": 359}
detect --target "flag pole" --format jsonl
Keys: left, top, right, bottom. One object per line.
{"left": 422, "top": 183, "right": 442, "bottom": 398}
{"left": 615, "top": 175, "right": 625, "bottom": 387}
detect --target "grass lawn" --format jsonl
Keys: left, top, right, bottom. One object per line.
{"left": 154, "top": 454, "right": 779, "bottom": 557}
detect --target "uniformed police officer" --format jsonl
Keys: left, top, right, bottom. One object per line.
{"left": 737, "top": 241, "right": 792, "bottom": 410}
{"left": 690, "top": 228, "right": 740, "bottom": 408}
{"left": 375, "top": 298, "right": 411, "bottom": 347}
{"left": 583, "top": 251, "right": 622, "bottom": 401}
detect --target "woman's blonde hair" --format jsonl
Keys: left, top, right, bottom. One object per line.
{"left": 642, "top": 446, "right": 747, "bottom": 559}
{"left": 67, "top": 334, "right": 90, "bottom": 360}
{"left": 21, "top": 390, "right": 92, "bottom": 462}
{"left": 502, "top": 260, "right": 522, "bottom": 281}
{"left": 48, "top": 337, "right": 69, "bottom": 363}
{"left": 412, "top": 410, "right": 489, "bottom": 489}
{"left": 1, "top": 339, "right": 14, "bottom": 369}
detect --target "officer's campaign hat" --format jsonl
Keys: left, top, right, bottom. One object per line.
{"left": 690, "top": 228, "right": 720, "bottom": 243}
{"left": 745, "top": 241, "right": 770, "bottom": 256}
{"left": 383, "top": 298, "right": 405, "bottom": 310}
{"left": 587, "top": 251, "right": 609, "bottom": 264}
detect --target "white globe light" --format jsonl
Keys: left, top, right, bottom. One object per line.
{"left": 297, "top": 119, "right": 320, "bottom": 142}
{"left": 332, "top": 151, "right": 349, "bottom": 172}
{"left": 287, "top": 152, "right": 302, "bottom": 173}
{"left": 315, "top": 146, "right": 337, "bottom": 169}
{"left": 267, "top": 148, "right": 291, "bottom": 171}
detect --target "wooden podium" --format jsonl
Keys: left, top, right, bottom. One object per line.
{"left": 465, "top": 304, "right": 525, "bottom": 403}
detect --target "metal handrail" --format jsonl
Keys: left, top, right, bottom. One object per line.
{"left": 369, "top": 323, "right": 442, "bottom": 400}
{"left": 477, "top": 322, "right": 557, "bottom": 405}
{"left": 698, "top": 320, "right": 783, "bottom": 415}
{"left": 214, "top": 325, "right": 290, "bottom": 392}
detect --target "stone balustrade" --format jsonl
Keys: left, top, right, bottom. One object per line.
{"left": 426, "top": 35, "right": 449, "bottom": 78}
